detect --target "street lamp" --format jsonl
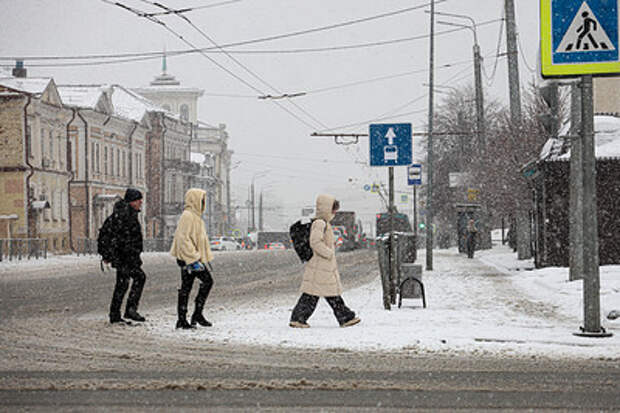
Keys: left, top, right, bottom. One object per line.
{"left": 429, "top": 11, "right": 485, "bottom": 151}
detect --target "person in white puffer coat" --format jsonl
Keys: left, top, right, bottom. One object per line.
{"left": 289, "top": 193, "right": 360, "bottom": 328}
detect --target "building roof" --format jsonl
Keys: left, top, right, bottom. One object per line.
{"left": 109, "top": 84, "right": 171, "bottom": 122}
{"left": 0, "top": 77, "right": 53, "bottom": 96}
{"left": 541, "top": 115, "right": 620, "bottom": 160}
{"left": 57, "top": 84, "right": 109, "bottom": 108}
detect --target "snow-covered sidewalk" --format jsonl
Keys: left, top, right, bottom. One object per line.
{"left": 147, "top": 243, "right": 620, "bottom": 359}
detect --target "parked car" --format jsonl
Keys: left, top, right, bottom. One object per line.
{"left": 210, "top": 236, "right": 241, "bottom": 251}
{"left": 265, "top": 242, "right": 286, "bottom": 250}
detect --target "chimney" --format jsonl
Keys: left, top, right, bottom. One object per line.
{"left": 12, "top": 60, "right": 27, "bottom": 78}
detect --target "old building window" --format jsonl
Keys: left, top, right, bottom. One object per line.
{"left": 180, "top": 104, "right": 189, "bottom": 121}
{"left": 49, "top": 131, "right": 54, "bottom": 167}
{"left": 26, "top": 125, "right": 32, "bottom": 158}
{"left": 57, "top": 134, "right": 63, "bottom": 168}
{"left": 40, "top": 128, "right": 45, "bottom": 167}
{"left": 104, "top": 147, "right": 108, "bottom": 175}
{"left": 122, "top": 151, "right": 126, "bottom": 177}
{"left": 91, "top": 143, "right": 96, "bottom": 174}
{"left": 96, "top": 143, "right": 100, "bottom": 173}
{"left": 110, "top": 146, "right": 114, "bottom": 176}
{"left": 116, "top": 149, "right": 120, "bottom": 176}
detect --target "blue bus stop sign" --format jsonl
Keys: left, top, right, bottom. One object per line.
{"left": 369, "top": 123, "right": 412, "bottom": 166}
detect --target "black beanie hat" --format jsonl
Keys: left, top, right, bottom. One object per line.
{"left": 124, "top": 188, "right": 143, "bottom": 202}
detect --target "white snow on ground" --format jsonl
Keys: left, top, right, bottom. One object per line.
{"left": 3, "top": 236, "right": 620, "bottom": 358}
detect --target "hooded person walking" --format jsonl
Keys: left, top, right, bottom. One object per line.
{"left": 170, "top": 188, "right": 215, "bottom": 330}
{"left": 289, "top": 194, "right": 360, "bottom": 328}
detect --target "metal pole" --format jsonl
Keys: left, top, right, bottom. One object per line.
{"left": 426, "top": 0, "right": 435, "bottom": 271}
{"left": 259, "top": 191, "right": 263, "bottom": 231}
{"left": 575, "top": 75, "right": 608, "bottom": 337}
{"left": 389, "top": 167, "right": 396, "bottom": 305}
{"left": 413, "top": 185, "right": 417, "bottom": 238}
{"left": 251, "top": 182, "right": 255, "bottom": 231}
{"left": 473, "top": 44, "right": 485, "bottom": 150}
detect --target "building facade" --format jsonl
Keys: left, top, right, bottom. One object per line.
{"left": 0, "top": 77, "right": 73, "bottom": 253}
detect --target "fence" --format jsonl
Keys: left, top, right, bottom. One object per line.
{"left": 0, "top": 238, "right": 48, "bottom": 262}
{"left": 75, "top": 238, "right": 174, "bottom": 256}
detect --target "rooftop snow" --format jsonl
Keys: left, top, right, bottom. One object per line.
{"left": 110, "top": 85, "right": 176, "bottom": 122}
{"left": 57, "top": 84, "right": 109, "bottom": 109}
{"left": 0, "top": 77, "right": 52, "bottom": 95}
{"left": 542, "top": 115, "right": 620, "bottom": 160}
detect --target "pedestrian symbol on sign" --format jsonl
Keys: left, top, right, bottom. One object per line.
{"left": 557, "top": 2, "right": 615, "bottom": 53}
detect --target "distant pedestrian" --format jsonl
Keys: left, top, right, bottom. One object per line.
{"left": 289, "top": 194, "right": 360, "bottom": 328}
{"left": 106, "top": 188, "right": 147, "bottom": 324}
{"left": 170, "top": 188, "right": 215, "bottom": 330}
{"left": 466, "top": 218, "right": 478, "bottom": 259}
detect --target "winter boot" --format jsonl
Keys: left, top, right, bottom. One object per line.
{"left": 124, "top": 307, "right": 146, "bottom": 322}
{"left": 191, "top": 281, "right": 213, "bottom": 327}
{"left": 110, "top": 314, "right": 131, "bottom": 325}
{"left": 176, "top": 289, "right": 195, "bottom": 330}
{"left": 289, "top": 320, "right": 310, "bottom": 328}
{"left": 340, "top": 317, "right": 361, "bottom": 328}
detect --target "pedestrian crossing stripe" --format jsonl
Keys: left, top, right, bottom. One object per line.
{"left": 556, "top": 2, "right": 615, "bottom": 53}
{"left": 540, "top": 0, "right": 620, "bottom": 77}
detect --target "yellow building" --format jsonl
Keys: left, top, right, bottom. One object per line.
{"left": 0, "top": 76, "right": 73, "bottom": 253}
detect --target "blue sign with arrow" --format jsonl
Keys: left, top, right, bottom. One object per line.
{"left": 369, "top": 123, "right": 412, "bottom": 167}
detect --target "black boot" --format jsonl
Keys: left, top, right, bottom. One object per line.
{"left": 191, "top": 281, "right": 213, "bottom": 327}
{"left": 124, "top": 307, "right": 146, "bottom": 322}
{"left": 191, "top": 313, "right": 212, "bottom": 327}
{"left": 176, "top": 289, "right": 195, "bottom": 330}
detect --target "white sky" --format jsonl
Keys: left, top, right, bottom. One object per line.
{"left": 1, "top": 0, "right": 541, "bottom": 232}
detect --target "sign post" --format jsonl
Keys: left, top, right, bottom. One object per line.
{"left": 370, "top": 123, "right": 413, "bottom": 309}
{"left": 541, "top": 0, "right": 615, "bottom": 337}
{"left": 407, "top": 164, "right": 422, "bottom": 238}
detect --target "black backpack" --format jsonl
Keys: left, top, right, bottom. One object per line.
{"left": 290, "top": 218, "right": 325, "bottom": 262}
{"left": 97, "top": 213, "right": 118, "bottom": 265}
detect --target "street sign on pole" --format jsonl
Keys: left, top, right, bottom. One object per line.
{"left": 407, "top": 164, "right": 422, "bottom": 185}
{"left": 369, "top": 123, "right": 413, "bottom": 166}
{"left": 541, "top": 0, "right": 620, "bottom": 77}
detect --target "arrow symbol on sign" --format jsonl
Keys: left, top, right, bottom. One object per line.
{"left": 385, "top": 127, "right": 396, "bottom": 145}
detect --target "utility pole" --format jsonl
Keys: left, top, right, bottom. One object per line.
{"left": 473, "top": 43, "right": 485, "bottom": 150}
{"left": 250, "top": 182, "right": 255, "bottom": 231}
{"left": 505, "top": 0, "right": 531, "bottom": 260}
{"left": 259, "top": 191, "right": 263, "bottom": 231}
{"left": 389, "top": 167, "right": 396, "bottom": 305}
{"left": 505, "top": 0, "right": 522, "bottom": 123}
{"left": 426, "top": 0, "right": 435, "bottom": 271}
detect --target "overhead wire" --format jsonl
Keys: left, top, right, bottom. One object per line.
{"left": 0, "top": 17, "right": 501, "bottom": 63}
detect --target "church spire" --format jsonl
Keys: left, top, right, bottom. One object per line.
{"left": 162, "top": 49, "right": 167, "bottom": 74}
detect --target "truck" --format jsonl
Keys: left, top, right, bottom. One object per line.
{"left": 331, "top": 211, "right": 363, "bottom": 251}
{"left": 256, "top": 231, "right": 293, "bottom": 249}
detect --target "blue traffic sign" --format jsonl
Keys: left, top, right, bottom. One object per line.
{"left": 407, "top": 163, "right": 422, "bottom": 185}
{"left": 369, "top": 123, "right": 412, "bottom": 167}
{"left": 541, "top": 0, "right": 620, "bottom": 76}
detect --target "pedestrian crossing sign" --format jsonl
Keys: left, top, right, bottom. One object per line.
{"left": 541, "top": 0, "right": 620, "bottom": 77}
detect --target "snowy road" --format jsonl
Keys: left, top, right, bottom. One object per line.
{"left": 1, "top": 247, "right": 619, "bottom": 410}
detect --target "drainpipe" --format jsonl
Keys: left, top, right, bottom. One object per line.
{"left": 66, "top": 108, "right": 77, "bottom": 251}
{"left": 23, "top": 95, "right": 34, "bottom": 238}
{"left": 127, "top": 121, "right": 138, "bottom": 186}
{"left": 76, "top": 110, "right": 90, "bottom": 239}
{"left": 159, "top": 114, "right": 168, "bottom": 238}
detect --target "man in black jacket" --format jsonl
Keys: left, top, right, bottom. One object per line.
{"left": 107, "top": 188, "right": 147, "bottom": 324}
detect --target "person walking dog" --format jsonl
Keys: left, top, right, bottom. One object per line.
{"left": 170, "top": 188, "right": 215, "bottom": 330}
{"left": 289, "top": 194, "right": 360, "bottom": 328}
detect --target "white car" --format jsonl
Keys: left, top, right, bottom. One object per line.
{"left": 210, "top": 237, "right": 241, "bottom": 251}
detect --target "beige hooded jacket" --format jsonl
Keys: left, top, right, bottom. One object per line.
{"left": 299, "top": 193, "right": 343, "bottom": 297}
{"left": 170, "top": 188, "right": 214, "bottom": 265}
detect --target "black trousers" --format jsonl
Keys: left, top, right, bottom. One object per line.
{"left": 466, "top": 235, "right": 476, "bottom": 258}
{"left": 177, "top": 260, "right": 214, "bottom": 318}
{"left": 109, "top": 266, "right": 146, "bottom": 318}
{"left": 291, "top": 293, "right": 356, "bottom": 325}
